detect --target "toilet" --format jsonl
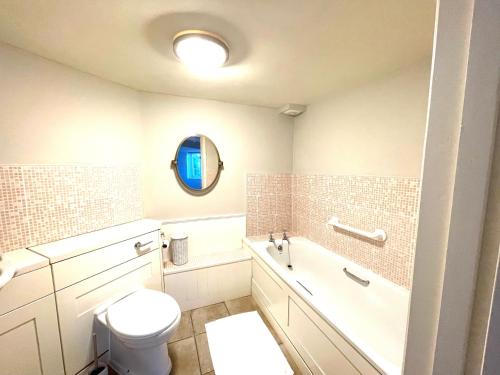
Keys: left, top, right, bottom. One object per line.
{"left": 95, "top": 288, "right": 181, "bottom": 375}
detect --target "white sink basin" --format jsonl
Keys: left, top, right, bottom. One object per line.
{"left": 0, "top": 256, "right": 16, "bottom": 289}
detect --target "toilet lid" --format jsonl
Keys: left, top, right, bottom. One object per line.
{"left": 106, "top": 289, "right": 180, "bottom": 339}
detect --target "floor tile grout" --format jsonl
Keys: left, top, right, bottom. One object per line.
{"left": 192, "top": 333, "right": 202, "bottom": 375}
{"left": 168, "top": 310, "right": 195, "bottom": 344}
{"left": 187, "top": 309, "right": 203, "bottom": 375}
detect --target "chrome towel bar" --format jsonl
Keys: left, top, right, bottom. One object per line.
{"left": 327, "top": 216, "right": 387, "bottom": 242}
{"left": 343, "top": 267, "right": 370, "bottom": 287}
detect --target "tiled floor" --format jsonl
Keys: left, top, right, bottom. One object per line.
{"left": 109, "top": 295, "right": 301, "bottom": 375}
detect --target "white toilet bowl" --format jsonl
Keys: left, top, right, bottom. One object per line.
{"left": 95, "top": 289, "right": 181, "bottom": 375}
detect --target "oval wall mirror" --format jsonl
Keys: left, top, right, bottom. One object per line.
{"left": 171, "top": 135, "right": 223, "bottom": 195}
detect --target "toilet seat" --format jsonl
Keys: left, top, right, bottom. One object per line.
{"left": 106, "top": 289, "right": 180, "bottom": 341}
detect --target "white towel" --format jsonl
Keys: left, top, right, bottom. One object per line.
{"left": 206, "top": 311, "right": 294, "bottom": 375}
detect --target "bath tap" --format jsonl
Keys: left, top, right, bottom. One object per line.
{"left": 268, "top": 232, "right": 283, "bottom": 251}
{"left": 282, "top": 230, "right": 293, "bottom": 270}
{"left": 282, "top": 230, "right": 290, "bottom": 245}
{"left": 268, "top": 231, "right": 275, "bottom": 244}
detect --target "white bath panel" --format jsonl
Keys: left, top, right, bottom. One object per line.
{"left": 251, "top": 259, "right": 288, "bottom": 329}
{"left": 164, "top": 260, "right": 251, "bottom": 311}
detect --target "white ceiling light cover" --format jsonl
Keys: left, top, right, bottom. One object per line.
{"left": 173, "top": 30, "right": 229, "bottom": 71}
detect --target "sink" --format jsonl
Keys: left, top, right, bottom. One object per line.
{"left": 0, "top": 255, "right": 16, "bottom": 290}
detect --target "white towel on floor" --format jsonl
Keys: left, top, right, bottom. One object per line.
{"left": 206, "top": 311, "right": 293, "bottom": 375}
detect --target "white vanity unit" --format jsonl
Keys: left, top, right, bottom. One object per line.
{"left": 0, "top": 250, "right": 65, "bottom": 375}
{"left": 29, "top": 219, "right": 162, "bottom": 375}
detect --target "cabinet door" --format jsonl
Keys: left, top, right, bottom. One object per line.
{"left": 56, "top": 249, "right": 162, "bottom": 375}
{"left": 0, "top": 294, "right": 64, "bottom": 375}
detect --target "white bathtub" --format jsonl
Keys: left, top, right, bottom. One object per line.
{"left": 244, "top": 236, "right": 409, "bottom": 375}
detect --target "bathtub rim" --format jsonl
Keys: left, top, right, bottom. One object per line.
{"left": 244, "top": 236, "right": 408, "bottom": 375}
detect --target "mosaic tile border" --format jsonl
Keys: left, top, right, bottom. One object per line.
{"left": 0, "top": 165, "right": 143, "bottom": 252}
{"left": 246, "top": 173, "right": 420, "bottom": 289}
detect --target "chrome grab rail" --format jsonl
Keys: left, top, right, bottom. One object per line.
{"left": 328, "top": 216, "right": 386, "bottom": 242}
{"left": 343, "top": 267, "right": 370, "bottom": 287}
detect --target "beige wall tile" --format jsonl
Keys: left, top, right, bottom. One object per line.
{"left": 247, "top": 173, "right": 420, "bottom": 289}
{"left": 0, "top": 164, "right": 143, "bottom": 252}
{"left": 0, "top": 166, "right": 30, "bottom": 251}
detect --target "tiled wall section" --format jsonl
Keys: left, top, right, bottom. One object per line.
{"left": 246, "top": 174, "right": 292, "bottom": 236}
{"left": 246, "top": 174, "right": 420, "bottom": 289}
{"left": 0, "top": 165, "right": 143, "bottom": 252}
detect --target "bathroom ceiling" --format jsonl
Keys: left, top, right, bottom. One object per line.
{"left": 0, "top": 0, "right": 435, "bottom": 108}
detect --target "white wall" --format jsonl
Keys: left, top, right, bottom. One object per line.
{"left": 483, "top": 247, "right": 500, "bottom": 375}
{"left": 162, "top": 215, "right": 246, "bottom": 258}
{"left": 141, "top": 93, "right": 294, "bottom": 219}
{"left": 293, "top": 60, "right": 431, "bottom": 177}
{"left": 0, "top": 41, "right": 294, "bottom": 224}
{"left": 0, "top": 43, "right": 143, "bottom": 165}
{"left": 467, "top": 112, "right": 500, "bottom": 374}
{"left": 405, "top": 0, "right": 500, "bottom": 373}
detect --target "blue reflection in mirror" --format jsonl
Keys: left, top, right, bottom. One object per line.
{"left": 177, "top": 136, "right": 202, "bottom": 189}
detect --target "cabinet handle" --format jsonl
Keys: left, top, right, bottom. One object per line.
{"left": 134, "top": 240, "right": 153, "bottom": 252}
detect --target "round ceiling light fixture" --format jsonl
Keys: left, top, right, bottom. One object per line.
{"left": 173, "top": 30, "right": 229, "bottom": 70}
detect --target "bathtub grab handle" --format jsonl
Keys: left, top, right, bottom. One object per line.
{"left": 327, "top": 216, "right": 387, "bottom": 242}
{"left": 343, "top": 267, "right": 370, "bottom": 287}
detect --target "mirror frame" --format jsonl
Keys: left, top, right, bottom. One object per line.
{"left": 170, "top": 134, "right": 224, "bottom": 196}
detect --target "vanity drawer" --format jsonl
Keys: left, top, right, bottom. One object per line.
{"left": 52, "top": 230, "right": 160, "bottom": 290}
